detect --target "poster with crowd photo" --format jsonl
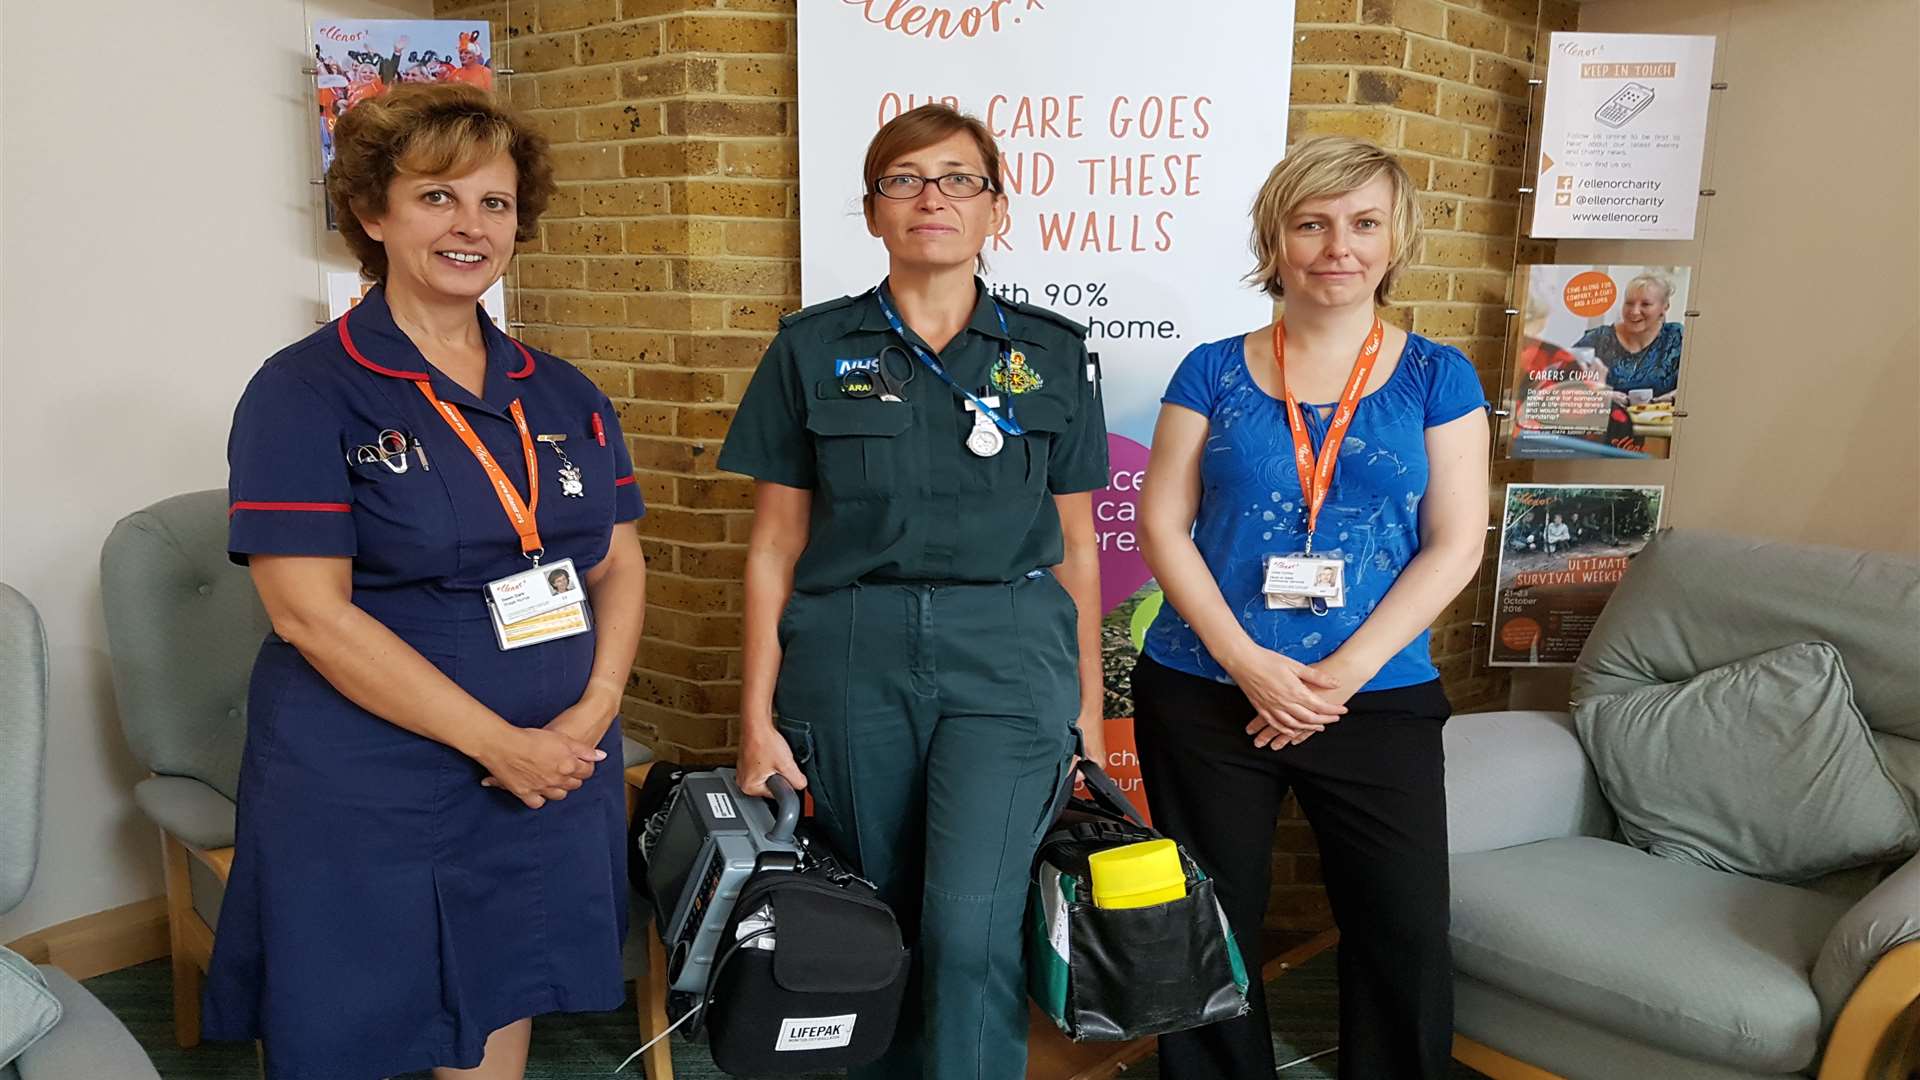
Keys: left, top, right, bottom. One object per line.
{"left": 798, "top": 1, "right": 1295, "bottom": 760}
{"left": 1503, "top": 264, "right": 1690, "bottom": 460}
{"left": 312, "top": 20, "right": 495, "bottom": 225}
{"left": 1491, "top": 484, "right": 1664, "bottom": 667}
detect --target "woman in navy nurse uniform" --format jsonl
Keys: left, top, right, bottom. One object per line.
{"left": 204, "top": 83, "right": 648, "bottom": 1080}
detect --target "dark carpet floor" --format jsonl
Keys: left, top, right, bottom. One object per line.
{"left": 84, "top": 946, "right": 1488, "bottom": 1079}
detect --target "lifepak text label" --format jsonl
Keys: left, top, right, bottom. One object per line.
{"left": 775, "top": 1013, "right": 858, "bottom": 1051}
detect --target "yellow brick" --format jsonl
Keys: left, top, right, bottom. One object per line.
{"left": 679, "top": 259, "right": 790, "bottom": 296}
{"left": 1377, "top": 306, "right": 1415, "bottom": 332}
{"left": 1446, "top": 8, "right": 1506, "bottom": 51}
{"left": 623, "top": 219, "right": 691, "bottom": 255}
{"left": 1466, "top": 130, "right": 1524, "bottom": 169}
{"left": 677, "top": 406, "right": 737, "bottom": 441}
{"left": 524, "top": 109, "right": 578, "bottom": 145}
{"left": 679, "top": 180, "right": 788, "bottom": 218}
{"left": 1472, "top": 55, "right": 1528, "bottom": 98}
{"left": 1439, "top": 86, "right": 1501, "bottom": 128}
{"left": 550, "top": 144, "right": 623, "bottom": 182}
{"left": 720, "top": 57, "right": 796, "bottom": 98}
{"left": 508, "top": 73, "right": 540, "bottom": 111}
{"left": 1401, "top": 116, "right": 1465, "bottom": 157}
{"left": 690, "top": 298, "right": 730, "bottom": 332}
{"left": 591, "top": 329, "right": 673, "bottom": 363}
{"left": 1431, "top": 159, "right": 1492, "bottom": 197}
{"left": 1353, "top": 71, "right": 1437, "bottom": 112}
{"left": 1408, "top": 38, "right": 1472, "bottom": 82}
{"left": 511, "top": 33, "right": 578, "bottom": 74}
{"left": 1296, "top": 0, "right": 1357, "bottom": 21}
{"left": 546, "top": 293, "right": 629, "bottom": 326}
{"left": 544, "top": 221, "right": 626, "bottom": 255}
{"left": 585, "top": 257, "right": 677, "bottom": 293}
{"left": 580, "top": 180, "right": 671, "bottom": 216}
{"left": 1450, "top": 270, "right": 1510, "bottom": 303}
{"left": 1417, "top": 192, "right": 1460, "bottom": 230}
{"left": 677, "top": 335, "right": 772, "bottom": 369}
{"left": 621, "top": 57, "right": 720, "bottom": 99}
{"left": 664, "top": 100, "right": 787, "bottom": 137}
{"left": 516, "top": 255, "right": 585, "bottom": 290}
{"left": 580, "top": 22, "right": 662, "bottom": 65}
{"left": 1478, "top": 0, "right": 1539, "bottom": 22}
{"left": 1423, "top": 234, "right": 1488, "bottom": 268}
{"left": 543, "top": 186, "right": 583, "bottom": 220}
{"left": 718, "top": 141, "right": 796, "bottom": 179}
{"left": 722, "top": 220, "right": 798, "bottom": 258}
{"left": 1289, "top": 108, "right": 1396, "bottom": 145}
{"left": 1504, "top": 23, "right": 1541, "bottom": 62}
{"left": 579, "top": 103, "right": 663, "bottom": 142}
{"left": 1293, "top": 28, "right": 1404, "bottom": 65}
{"left": 1291, "top": 68, "right": 1350, "bottom": 106}
{"left": 519, "top": 325, "right": 591, "bottom": 360}
{"left": 1495, "top": 101, "right": 1528, "bottom": 138}
{"left": 540, "top": 68, "right": 620, "bottom": 108}
{"left": 664, "top": 15, "right": 789, "bottom": 54}
{"left": 1390, "top": 269, "right": 1450, "bottom": 302}
{"left": 629, "top": 295, "right": 697, "bottom": 331}
{"left": 636, "top": 368, "right": 729, "bottom": 404}
{"left": 623, "top": 140, "right": 720, "bottom": 178}
{"left": 537, "top": 0, "right": 617, "bottom": 33}
{"left": 1360, "top": 0, "right": 1446, "bottom": 38}
{"left": 575, "top": 359, "right": 635, "bottom": 399}
{"left": 1413, "top": 304, "right": 1480, "bottom": 338}
{"left": 724, "top": 300, "right": 793, "bottom": 332}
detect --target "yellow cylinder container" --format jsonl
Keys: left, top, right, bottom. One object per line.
{"left": 1087, "top": 838, "right": 1187, "bottom": 910}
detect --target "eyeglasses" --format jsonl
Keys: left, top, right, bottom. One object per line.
{"left": 871, "top": 173, "right": 996, "bottom": 200}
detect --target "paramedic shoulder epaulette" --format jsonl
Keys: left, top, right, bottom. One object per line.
{"left": 999, "top": 296, "right": 1089, "bottom": 340}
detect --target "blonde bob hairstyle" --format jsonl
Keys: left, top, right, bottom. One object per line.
{"left": 327, "top": 82, "right": 555, "bottom": 284}
{"left": 1246, "top": 136, "right": 1419, "bottom": 306}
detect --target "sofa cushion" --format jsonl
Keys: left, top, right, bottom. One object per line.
{"left": 12, "top": 966, "right": 158, "bottom": 1079}
{"left": 1575, "top": 642, "right": 1920, "bottom": 882}
{"left": 0, "top": 947, "right": 59, "bottom": 1069}
{"left": 1450, "top": 836, "right": 1850, "bottom": 1073}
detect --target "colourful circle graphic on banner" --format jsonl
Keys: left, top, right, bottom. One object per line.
{"left": 1500, "top": 617, "right": 1543, "bottom": 651}
{"left": 1129, "top": 589, "right": 1164, "bottom": 652}
{"left": 1562, "top": 271, "right": 1617, "bottom": 318}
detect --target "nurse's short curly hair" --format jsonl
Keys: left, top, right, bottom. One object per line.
{"left": 1246, "top": 136, "right": 1420, "bottom": 307}
{"left": 326, "top": 82, "right": 554, "bottom": 283}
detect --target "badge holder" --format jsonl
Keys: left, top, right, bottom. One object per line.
{"left": 486, "top": 556, "right": 593, "bottom": 650}
{"left": 1263, "top": 552, "right": 1345, "bottom": 616}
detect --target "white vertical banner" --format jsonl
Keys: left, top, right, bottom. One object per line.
{"left": 1531, "top": 32, "right": 1717, "bottom": 240}
{"left": 797, "top": 0, "right": 1295, "bottom": 618}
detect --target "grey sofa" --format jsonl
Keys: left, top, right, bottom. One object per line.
{"left": 1444, "top": 530, "right": 1920, "bottom": 1079}
{"left": 0, "top": 584, "right": 160, "bottom": 1080}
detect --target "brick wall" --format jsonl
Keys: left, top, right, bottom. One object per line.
{"left": 432, "top": 0, "right": 1570, "bottom": 929}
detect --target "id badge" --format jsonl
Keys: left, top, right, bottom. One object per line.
{"left": 1263, "top": 554, "right": 1344, "bottom": 599}
{"left": 485, "top": 558, "right": 593, "bottom": 651}
{"left": 1265, "top": 554, "right": 1346, "bottom": 611}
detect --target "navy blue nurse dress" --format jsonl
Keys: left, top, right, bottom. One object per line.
{"left": 204, "top": 286, "right": 645, "bottom": 1079}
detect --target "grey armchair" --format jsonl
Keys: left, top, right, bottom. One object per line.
{"left": 1445, "top": 530, "right": 1920, "bottom": 1079}
{"left": 100, "top": 489, "right": 265, "bottom": 1048}
{"left": 0, "top": 584, "right": 161, "bottom": 1080}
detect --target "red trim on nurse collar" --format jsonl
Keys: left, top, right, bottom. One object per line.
{"left": 337, "top": 306, "right": 537, "bottom": 380}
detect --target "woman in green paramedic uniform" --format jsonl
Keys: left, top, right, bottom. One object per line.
{"left": 720, "top": 103, "right": 1109, "bottom": 1079}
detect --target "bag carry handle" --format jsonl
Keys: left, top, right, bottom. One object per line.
{"left": 1073, "top": 758, "right": 1148, "bottom": 828}
{"left": 764, "top": 772, "right": 801, "bottom": 844}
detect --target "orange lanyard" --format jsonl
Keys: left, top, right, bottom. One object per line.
{"left": 413, "top": 382, "right": 543, "bottom": 559}
{"left": 1275, "top": 318, "right": 1384, "bottom": 553}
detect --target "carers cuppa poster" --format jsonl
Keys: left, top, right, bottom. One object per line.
{"left": 798, "top": 1, "right": 1295, "bottom": 715}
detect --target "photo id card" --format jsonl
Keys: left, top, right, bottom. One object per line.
{"left": 1263, "top": 554, "right": 1344, "bottom": 599}
{"left": 486, "top": 557, "right": 586, "bottom": 624}
{"left": 488, "top": 597, "right": 593, "bottom": 651}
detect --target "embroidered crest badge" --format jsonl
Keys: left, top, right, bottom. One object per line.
{"left": 991, "top": 350, "right": 1044, "bottom": 394}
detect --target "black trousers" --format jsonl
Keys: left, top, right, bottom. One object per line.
{"left": 1130, "top": 654, "right": 1454, "bottom": 1080}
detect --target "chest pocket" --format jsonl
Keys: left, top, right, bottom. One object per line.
{"left": 1009, "top": 395, "right": 1070, "bottom": 492}
{"left": 805, "top": 398, "right": 912, "bottom": 501}
{"left": 342, "top": 425, "right": 457, "bottom": 581}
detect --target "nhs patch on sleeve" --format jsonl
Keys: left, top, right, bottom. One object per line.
{"left": 774, "top": 1013, "right": 858, "bottom": 1051}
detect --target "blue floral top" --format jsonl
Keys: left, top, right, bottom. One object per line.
{"left": 1142, "top": 332, "right": 1487, "bottom": 692}
{"left": 1576, "top": 322, "right": 1684, "bottom": 396}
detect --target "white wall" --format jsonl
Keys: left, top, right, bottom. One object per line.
{"left": 0, "top": 0, "right": 434, "bottom": 943}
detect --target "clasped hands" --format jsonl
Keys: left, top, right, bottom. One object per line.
{"left": 475, "top": 685, "right": 621, "bottom": 809}
{"left": 1222, "top": 644, "right": 1359, "bottom": 751}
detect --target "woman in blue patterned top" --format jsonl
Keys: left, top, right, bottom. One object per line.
{"left": 1133, "top": 136, "right": 1489, "bottom": 1080}
{"left": 1576, "top": 272, "right": 1684, "bottom": 403}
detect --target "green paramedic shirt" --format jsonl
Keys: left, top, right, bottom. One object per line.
{"left": 718, "top": 281, "right": 1110, "bottom": 592}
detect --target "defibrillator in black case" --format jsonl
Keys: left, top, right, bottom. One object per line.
{"left": 699, "top": 830, "right": 909, "bottom": 1075}
{"left": 643, "top": 767, "right": 803, "bottom": 994}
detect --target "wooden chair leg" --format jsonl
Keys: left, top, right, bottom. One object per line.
{"left": 635, "top": 918, "right": 674, "bottom": 1079}
{"left": 160, "top": 831, "right": 203, "bottom": 1048}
